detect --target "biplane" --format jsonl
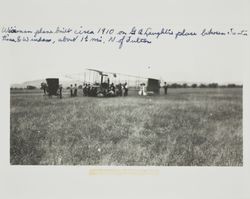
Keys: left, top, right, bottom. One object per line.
{"left": 79, "top": 68, "right": 161, "bottom": 97}
{"left": 85, "top": 69, "right": 114, "bottom": 97}
{"left": 48, "top": 68, "right": 162, "bottom": 98}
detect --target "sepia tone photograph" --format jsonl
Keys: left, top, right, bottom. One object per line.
{"left": 8, "top": 22, "right": 245, "bottom": 167}
{"left": 10, "top": 65, "right": 243, "bottom": 166}
{"left": 2, "top": 0, "right": 246, "bottom": 169}
{"left": 1, "top": 0, "right": 250, "bottom": 199}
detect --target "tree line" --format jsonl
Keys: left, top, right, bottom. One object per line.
{"left": 166, "top": 83, "right": 242, "bottom": 88}
{"left": 10, "top": 83, "right": 243, "bottom": 90}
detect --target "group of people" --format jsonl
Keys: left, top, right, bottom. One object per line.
{"left": 41, "top": 81, "right": 168, "bottom": 98}
{"left": 138, "top": 83, "right": 146, "bottom": 96}
{"left": 82, "top": 84, "right": 97, "bottom": 97}
{"left": 69, "top": 82, "right": 129, "bottom": 97}
{"left": 138, "top": 82, "right": 168, "bottom": 96}
{"left": 69, "top": 84, "right": 78, "bottom": 97}
{"left": 112, "top": 82, "right": 128, "bottom": 97}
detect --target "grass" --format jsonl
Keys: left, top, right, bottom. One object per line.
{"left": 10, "top": 88, "right": 243, "bottom": 166}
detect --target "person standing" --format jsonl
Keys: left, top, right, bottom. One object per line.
{"left": 83, "top": 83, "right": 87, "bottom": 96}
{"left": 41, "top": 82, "right": 47, "bottom": 96}
{"left": 74, "top": 84, "right": 78, "bottom": 97}
{"left": 118, "top": 83, "right": 123, "bottom": 96}
{"left": 110, "top": 83, "right": 115, "bottom": 94}
{"left": 70, "top": 84, "right": 73, "bottom": 97}
{"left": 59, "top": 84, "right": 62, "bottom": 99}
{"left": 124, "top": 82, "right": 128, "bottom": 96}
{"left": 141, "top": 83, "right": 146, "bottom": 96}
{"left": 87, "top": 84, "right": 91, "bottom": 96}
{"left": 163, "top": 82, "right": 168, "bottom": 95}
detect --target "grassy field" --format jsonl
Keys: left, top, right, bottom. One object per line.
{"left": 10, "top": 88, "right": 243, "bottom": 166}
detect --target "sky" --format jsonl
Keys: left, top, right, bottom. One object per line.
{"left": 1, "top": 0, "right": 249, "bottom": 84}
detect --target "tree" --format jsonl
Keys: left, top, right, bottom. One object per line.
{"left": 199, "top": 83, "right": 207, "bottom": 88}
{"left": 191, "top": 83, "right": 197, "bottom": 88}
{"left": 26, "top": 85, "right": 37, "bottom": 89}
{"left": 227, "top": 84, "right": 236, "bottom": 88}
{"left": 208, "top": 83, "right": 218, "bottom": 88}
{"left": 169, "top": 83, "right": 182, "bottom": 88}
{"left": 182, "top": 83, "right": 188, "bottom": 88}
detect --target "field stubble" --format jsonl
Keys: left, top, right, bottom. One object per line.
{"left": 10, "top": 88, "right": 242, "bottom": 166}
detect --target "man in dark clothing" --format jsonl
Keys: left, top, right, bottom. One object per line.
{"left": 87, "top": 84, "right": 91, "bottom": 96}
{"left": 70, "top": 84, "right": 73, "bottom": 97}
{"left": 41, "top": 82, "right": 47, "bottom": 95}
{"left": 124, "top": 82, "right": 128, "bottom": 96}
{"left": 83, "top": 84, "right": 87, "bottom": 96}
{"left": 110, "top": 83, "right": 115, "bottom": 92}
{"left": 59, "top": 84, "right": 62, "bottom": 99}
{"left": 118, "top": 83, "right": 123, "bottom": 96}
{"left": 163, "top": 82, "right": 168, "bottom": 95}
{"left": 74, "top": 84, "right": 77, "bottom": 97}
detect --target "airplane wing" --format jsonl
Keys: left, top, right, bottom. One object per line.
{"left": 87, "top": 68, "right": 108, "bottom": 76}
{"left": 86, "top": 68, "right": 103, "bottom": 75}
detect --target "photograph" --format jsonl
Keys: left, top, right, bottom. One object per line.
{"left": 1, "top": 0, "right": 250, "bottom": 198}
{"left": 9, "top": 27, "right": 243, "bottom": 165}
